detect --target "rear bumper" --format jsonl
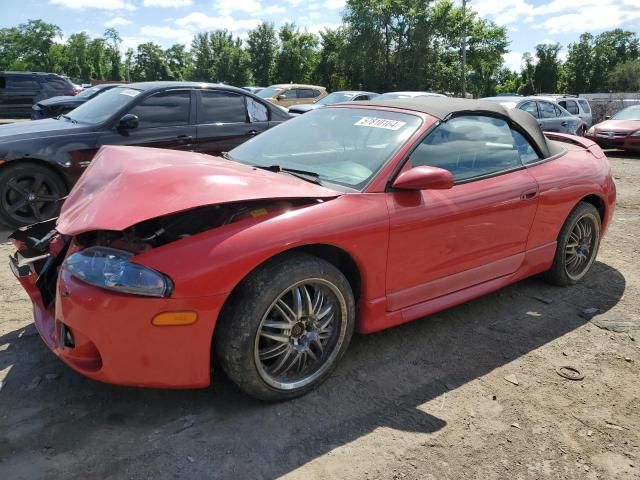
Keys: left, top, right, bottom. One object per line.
{"left": 12, "top": 254, "right": 227, "bottom": 389}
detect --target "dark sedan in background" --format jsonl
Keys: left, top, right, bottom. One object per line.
{"left": 31, "top": 83, "right": 122, "bottom": 120}
{"left": 482, "top": 96, "right": 582, "bottom": 135}
{"left": 287, "top": 90, "right": 378, "bottom": 115}
{"left": 0, "top": 81, "right": 290, "bottom": 226}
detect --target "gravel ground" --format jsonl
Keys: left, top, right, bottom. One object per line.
{"left": 0, "top": 152, "right": 638, "bottom": 480}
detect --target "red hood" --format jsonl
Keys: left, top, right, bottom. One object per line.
{"left": 594, "top": 119, "right": 640, "bottom": 132}
{"left": 56, "top": 146, "right": 340, "bottom": 235}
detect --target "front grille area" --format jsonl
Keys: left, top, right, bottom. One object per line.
{"left": 596, "top": 131, "right": 629, "bottom": 138}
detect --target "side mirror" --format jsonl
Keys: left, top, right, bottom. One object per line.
{"left": 604, "top": 115, "right": 611, "bottom": 120}
{"left": 392, "top": 166, "right": 454, "bottom": 191}
{"left": 117, "top": 113, "right": 139, "bottom": 130}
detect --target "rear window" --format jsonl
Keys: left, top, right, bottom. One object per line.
{"left": 560, "top": 100, "right": 579, "bottom": 115}
{"left": 578, "top": 99, "right": 591, "bottom": 113}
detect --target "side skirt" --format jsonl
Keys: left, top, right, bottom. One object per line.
{"left": 357, "top": 242, "right": 557, "bottom": 334}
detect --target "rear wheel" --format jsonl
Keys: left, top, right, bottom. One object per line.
{"left": 0, "top": 164, "right": 66, "bottom": 227}
{"left": 543, "top": 202, "right": 601, "bottom": 286}
{"left": 215, "top": 253, "right": 355, "bottom": 401}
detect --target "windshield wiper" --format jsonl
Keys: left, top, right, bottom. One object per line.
{"left": 256, "top": 165, "right": 323, "bottom": 185}
{"left": 60, "top": 114, "right": 78, "bottom": 124}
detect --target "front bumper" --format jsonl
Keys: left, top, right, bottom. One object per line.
{"left": 586, "top": 133, "right": 640, "bottom": 151}
{"left": 11, "top": 244, "right": 227, "bottom": 389}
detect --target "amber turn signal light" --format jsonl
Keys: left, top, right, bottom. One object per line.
{"left": 152, "top": 311, "right": 198, "bottom": 326}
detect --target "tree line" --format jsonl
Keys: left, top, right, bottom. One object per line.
{"left": 1, "top": 0, "right": 638, "bottom": 96}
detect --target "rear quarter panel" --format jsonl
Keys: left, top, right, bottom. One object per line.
{"left": 525, "top": 145, "right": 615, "bottom": 249}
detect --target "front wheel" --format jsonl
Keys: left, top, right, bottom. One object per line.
{"left": 543, "top": 202, "right": 601, "bottom": 286}
{"left": 215, "top": 253, "right": 355, "bottom": 401}
{"left": 0, "top": 163, "right": 66, "bottom": 227}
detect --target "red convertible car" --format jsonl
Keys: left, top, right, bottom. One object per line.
{"left": 10, "top": 98, "right": 616, "bottom": 401}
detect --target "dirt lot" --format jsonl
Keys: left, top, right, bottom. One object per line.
{"left": 0, "top": 152, "right": 638, "bottom": 480}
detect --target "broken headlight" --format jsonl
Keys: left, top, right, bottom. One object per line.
{"left": 62, "top": 247, "right": 172, "bottom": 297}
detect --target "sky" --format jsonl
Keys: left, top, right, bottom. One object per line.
{"left": 1, "top": 0, "right": 639, "bottom": 71}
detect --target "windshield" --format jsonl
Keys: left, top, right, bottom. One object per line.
{"left": 228, "top": 107, "right": 422, "bottom": 190}
{"left": 612, "top": 107, "right": 640, "bottom": 120}
{"left": 317, "top": 92, "right": 357, "bottom": 105}
{"left": 67, "top": 87, "right": 141, "bottom": 124}
{"left": 257, "top": 86, "right": 283, "bottom": 99}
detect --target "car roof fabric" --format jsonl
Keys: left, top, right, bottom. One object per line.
{"left": 351, "top": 96, "right": 561, "bottom": 158}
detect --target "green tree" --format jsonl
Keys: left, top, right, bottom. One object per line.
{"left": 0, "top": 20, "right": 62, "bottom": 71}
{"left": 533, "top": 42, "right": 562, "bottom": 93}
{"left": 517, "top": 52, "right": 536, "bottom": 95}
{"left": 563, "top": 33, "right": 593, "bottom": 94}
{"left": 165, "top": 44, "right": 192, "bottom": 80}
{"left": 247, "top": 22, "right": 278, "bottom": 86}
{"left": 313, "top": 28, "right": 349, "bottom": 90}
{"left": 607, "top": 60, "right": 640, "bottom": 91}
{"left": 103, "top": 28, "right": 123, "bottom": 81}
{"left": 275, "top": 23, "right": 318, "bottom": 84}
{"left": 132, "top": 42, "right": 174, "bottom": 81}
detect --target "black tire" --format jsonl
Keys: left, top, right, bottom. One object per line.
{"left": 0, "top": 163, "right": 66, "bottom": 227}
{"left": 214, "top": 253, "right": 356, "bottom": 402}
{"left": 543, "top": 202, "right": 601, "bottom": 286}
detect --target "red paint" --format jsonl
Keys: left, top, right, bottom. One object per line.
{"left": 585, "top": 118, "right": 640, "bottom": 152}
{"left": 14, "top": 105, "right": 616, "bottom": 389}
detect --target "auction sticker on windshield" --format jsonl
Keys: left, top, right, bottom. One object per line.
{"left": 355, "top": 117, "right": 407, "bottom": 130}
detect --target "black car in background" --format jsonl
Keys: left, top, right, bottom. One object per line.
{"left": 31, "top": 83, "right": 122, "bottom": 120}
{"left": 0, "top": 72, "right": 79, "bottom": 118}
{"left": 0, "top": 82, "right": 290, "bottom": 226}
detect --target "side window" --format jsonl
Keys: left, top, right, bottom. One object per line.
{"left": 410, "top": 115, "right": 523, "bottom": 182}
{"left": 312, "top": 89, "right": 322, "bottom": 98}
{"left": 299, "top": 89, "right": 315, "bottom": 99}
{"left": 200, "top": 90, "right": 247, "bottom": 124}
{"left": 354, "top": 95, "right": 369, "bottom": 101}
{"left": 7, "top": 76, "right": 37, "bottom": 89}
{"left": 538, "top": 101, "right": 557, "bottom": 119}
{"left": 0, "top": 76, "right": 5, "bottom": 89}
{"left": 561, "top": 100, "right": 579, "bottom": 115}
{"left": 281, "top": 89, "right": 298, "bottom": 99}
{"left": 553, "top": 104, "right": 564, "bottom": 116}
{"left": 511, "top": 130, "right": 540, "bottom": 165}
{"left": 578, "top": 99, "right": 591, "bottom": 113}
{"left": 247, "top": 97, "right": 269, "bottom": 122}
{"left": 129, "top": 90, "right": 191, "bottom": 128}
{"left": 519, "top": 101, "right": 539, "bottom": 119}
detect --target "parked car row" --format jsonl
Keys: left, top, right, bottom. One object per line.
{"left": 9, "top": 95, "right": 616, "bottom": 401}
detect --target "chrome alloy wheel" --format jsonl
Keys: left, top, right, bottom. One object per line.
{"left": 254, "top": 278, "right": 348, "bottom": 391}
{"left": 565, "top": 215, "right": 597, "bottom": 280}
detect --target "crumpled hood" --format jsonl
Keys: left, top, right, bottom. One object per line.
{"left": 594, "top": 119, "right": 640, "bottom": 132}
{"left": 56, "top": 145, "right": 340, "bottom": 235}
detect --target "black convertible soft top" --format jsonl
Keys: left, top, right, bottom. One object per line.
{"left": 350, "top": 97, "right": 563, "bottom": 158}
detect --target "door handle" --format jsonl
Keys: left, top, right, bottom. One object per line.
{"left": 520, "top": 190, "right": 537, "bottom": 200}
{"left": 561, "top": 121, "right": 568, "bottom": 127}
{"left": 176, "top": 135, "right": 193, "bottom": 143}
{"left": 247, "top": 130, "right": 259, "bottom": 136}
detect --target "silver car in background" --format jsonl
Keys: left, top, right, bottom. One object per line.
{"left": 481, "top": 96, "right": 583, "bottom": 135}
{"left": 376, "top": 91, "right": 446, "bottom": 100}
{"left": 288, "top": 90, "right": 378, "bottom": 116}
{"left": 535, "top": 95, "right": 593, "bottom": 133}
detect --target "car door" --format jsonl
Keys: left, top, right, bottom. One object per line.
{"left": 385, "top": 114, "right": 540, "bottom": 311}
{"left": 537, "top": 101, "right": 565, "bottom": 132}
{"left": 194, "top": 89, "right": 270, "bottom": 156}
{"left": 97, "top": 89, "right": 196, "bottom": 151}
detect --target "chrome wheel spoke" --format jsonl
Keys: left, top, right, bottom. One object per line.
{"left": 255, "top": 279, "right": 346, "bottom": 390}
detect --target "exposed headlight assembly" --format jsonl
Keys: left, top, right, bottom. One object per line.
{"left": 62, "top": 247, "right": 172, "bottom": 297}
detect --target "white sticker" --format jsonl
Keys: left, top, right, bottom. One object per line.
{"left": 119, "top": 89, "right": 140, "bottom": 97}
{"left": 354, "top": 117, "right": 406, "bottom": 130}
